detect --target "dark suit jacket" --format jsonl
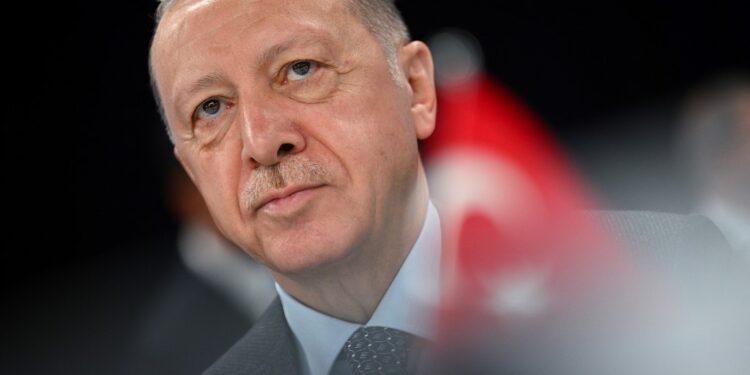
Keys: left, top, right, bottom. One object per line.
{"left": 123, "top": 238, "right": 255, "bottom": 375}
{"left": 203, "top": 211, "right": 747, "bottom": 375}
{"left": 204, "top": 298, "right": 300, "bottom": 375}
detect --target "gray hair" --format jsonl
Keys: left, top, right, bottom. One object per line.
{"left": 150, "top": 0, "right": 410, "bottom": 141}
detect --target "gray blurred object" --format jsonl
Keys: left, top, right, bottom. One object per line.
{"left": 425, "top": 211, "right": 749, "bottom": 375}
{"left": 678, "top": 74, "right": 750, "bottom": 260}
{"left": 428, "top": 28, "right": 483, "bottom": 87}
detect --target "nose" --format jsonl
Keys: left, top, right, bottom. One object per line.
{"left": 239, "top": 101, "right": 306, "bottom": 166}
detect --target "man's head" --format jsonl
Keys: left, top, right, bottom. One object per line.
{"left": 149, "top": 0, "right": 436, "bottom": 276}
{"left": 152, "top": 0, "right": 410, "bottom": 130}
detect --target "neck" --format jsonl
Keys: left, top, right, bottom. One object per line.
{"left": 272, "top": 170, "right": 430, "bottom": 323}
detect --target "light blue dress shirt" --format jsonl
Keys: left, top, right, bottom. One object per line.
{"left": 276, "top": 201, "right": 442, "bottom": 375}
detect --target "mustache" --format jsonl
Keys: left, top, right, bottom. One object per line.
{"left": 241, "top": 156, "right": 329, "bottom": 210}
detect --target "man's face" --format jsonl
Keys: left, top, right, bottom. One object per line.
{"left": 150, "top": 0, "right": 434, "bottom": 274}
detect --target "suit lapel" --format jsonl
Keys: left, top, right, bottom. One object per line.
{"left": 204, "top": 298, "right": 301, "bottom": 374}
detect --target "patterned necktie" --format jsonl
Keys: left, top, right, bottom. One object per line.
{"left": 330, "top": 326, "right": 425, "bottom": 375}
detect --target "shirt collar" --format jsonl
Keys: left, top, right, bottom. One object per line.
{"left": 276, "top": 201, "right": 442, "bottom": 375}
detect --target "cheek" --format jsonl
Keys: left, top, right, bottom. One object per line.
{"left": 328, "top": 110, "right": 419, "bottom": 207}
{"left": 329, "top": 82, "right": 413, "bottom": 151}
{"left": 191, "top": 143, "right": 244, "bottom": 225}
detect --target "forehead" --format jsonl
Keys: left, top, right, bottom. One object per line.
{"left": 154, "top": 0, "right": 355, "bottom": 54}
{"left": 151, "top": 0, "right": 363, "bottom": 88}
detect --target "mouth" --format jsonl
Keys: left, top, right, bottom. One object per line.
{"left": 253, "top": 184, "right": 325, "bottom": 215}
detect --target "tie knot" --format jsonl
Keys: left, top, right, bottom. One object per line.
{"left": 337, "top": 326, "right": 423, "bottom": 375}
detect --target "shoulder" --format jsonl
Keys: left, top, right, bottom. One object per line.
{"left": 588, "top": 210, "right": 723, "bottom": 238}
{"left": 203, "top": 298, "right": 302, "bottom": 375}
{"left": 584, "top": 210, "right": 748, "bottom": 289}
{"left": 586, "top": 210, "right": 731, "bottom": 258}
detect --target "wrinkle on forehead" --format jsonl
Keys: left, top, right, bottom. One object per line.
{"left": 159, "top": 0, "right": 344, "bottom": 30}
{"left": 155, "top": 0, "right": 254, "bottom": 54}
{"left": 152, "top": 0, "right": 352, "bottom": 76}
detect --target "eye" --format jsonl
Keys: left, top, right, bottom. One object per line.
{"left": 286, "top": 60, "right": 317, "bottom": 81}
{"left": 195, "top": 98, "right": 222, "bottom": 119}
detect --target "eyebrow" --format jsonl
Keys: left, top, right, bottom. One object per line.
{"left": 257, "top": 30, "right": 336, "bottom": 66}
{"left": 173, "top": 31, "right": 335, "bottom": 113}
{"left": 258, "top": 39, "right": 296, "bottom": 67}
{"left": 175, "top": 72, "right": 228, "bottom": 113}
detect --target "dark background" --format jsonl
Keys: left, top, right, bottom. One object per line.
{"left": 11, "top": 0, "right": 750, "bottom": 292}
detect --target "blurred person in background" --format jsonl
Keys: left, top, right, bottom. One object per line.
{"left": 125, "top": 163, "right": 277, "bottom": 373}
{"left": 166, "top": 163, "right": 277, "bottom": 321}
{"left": 5, "top": 159, "right": 277, "bottom": 375}
{"left": 105, "top": 163, "right": 277, "bottom": 374}
{"left": 679, "top": 75, "right": 750, "bottom": 261}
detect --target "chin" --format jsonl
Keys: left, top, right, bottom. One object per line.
{"left": 255, "top": 229, "right": 361, "bottom": 276}
{"left": 263, "top": 245, "right": 352, "bottom": 276}
{"left": 234, "top": 196, "right": 370, "bottom": 275}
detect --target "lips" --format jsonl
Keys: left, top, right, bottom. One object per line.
{"left": 251, "top": 184, "right": 323, "bottom": 212}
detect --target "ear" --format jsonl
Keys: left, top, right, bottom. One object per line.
{"left": 400, "top": 41, "right": 437, "bottom": 140}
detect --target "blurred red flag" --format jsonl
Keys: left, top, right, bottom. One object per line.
{"left": 422, "top": 74, "right": 639, "bottom": 338}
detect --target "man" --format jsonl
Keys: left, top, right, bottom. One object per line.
{"left": 150, "top": 0, "right": 438, "bottom": 373}
{"left": 149, "top": 1, "right": 748, "bottom": 375}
